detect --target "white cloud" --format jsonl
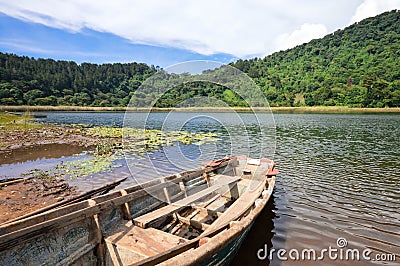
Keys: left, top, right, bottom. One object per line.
{"left": 274, "top": 23, "right": 328, "bottom": 52}
{"left": 0, "top": 0, "right": 397, "bottom": 58}
{"left": 0, "top": 39, "right": 105, "bottom": 58}
{"left": 350, "top": 0, "right": 400, "bottom": 24}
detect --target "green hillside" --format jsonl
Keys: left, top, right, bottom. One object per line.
{"left": 0, "top": 10, "right": 399, "bottom": 108}
{"left": 231, "top": 10, "right": 400, "bottom": 107}
{"left": 0, "top": 56, "right": 155, "bottom": 106}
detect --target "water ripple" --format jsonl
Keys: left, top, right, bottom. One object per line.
{"left": 38, "top": 112, "right": 400, "bottom": 265}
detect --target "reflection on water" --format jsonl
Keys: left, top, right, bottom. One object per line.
{"left": 231, "top": 195, "right": 277, "bottom": 266}
{"left": 0, "top": 144, "right": 89, "bottom": 178}
{"left": 0, "top": 143, "right": 87, "bottom": 165}
{"left": 5, "top": 112, "right": 400, "bottom": 265}
{"left": 267, "top": 114, "right": 400, "bottom": 266}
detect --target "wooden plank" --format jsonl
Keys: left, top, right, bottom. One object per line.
{"left": 0, "top": 162, "right": 228, "bottom": 232}
{"left": 133, "top": 176, "right": 241, "bottom": 228}
{"left": 177, "top": 175, "right": 240, "bottom": 207}
{"left": 0, "top": 183, "right": 153, "bottom": 249}
{"left": 130, "top": 222, "right": 231, "bottom": 266}
{"left": 120, "top": 189, "right": 131, "bottom": 220}
{"left": 179, "top": 182, "right": 187, "bottom": 197}
{"left": 175, "top": 214, "right": 210, "bottom": 231}
{"left": 133, "top": 172, "right": 277, "bottom": 265}
{"left": 169, "top": 193, "right": 221, "bottom": 234}
{"left": 0, "top": 177, "right": 187, "bottom": 240}
{"left": 105, "top": 223, "right": 185, "bottom": 260}
{"left": 0, "top": 161, "right": 235, "bottom": 254}
{"left": 161, "top": 178, "right": 171, "bottom": 204}
{"left": 201, "top": 179, "right": 266, "bottom": 235}
{"left": 56, "top": 243, "right": 96, "bottom": 266}
{"left": 194, "top": 207, "right": 223, "bottom": 218}
{"left": 0, "top": 177, "right": 29, "bottom": 186}
{"left": 0, "top": 177, "right": 127, "bottom": 227}
{"left": 0, "top": 177, "right": 192, "bottom": 249}
{"left": 130, "top": 191, "right": 184, "bottom": 219}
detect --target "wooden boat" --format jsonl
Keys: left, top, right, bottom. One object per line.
{"left": 0, "top": 155, "right": 278, "bottom": 265}
{"left": 4, "top": 111, "right": 47, "bottom": 118}
{"left": 32, "top": 113, "right": 47, "bottom": 118}
{"left": 1, "top": 177, "right": 128, "bottom": 225}
{"left": 4, "top": 111, "right": 22, "bottom": 116}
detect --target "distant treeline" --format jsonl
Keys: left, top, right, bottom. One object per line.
{"left": 0, "top": 55, "right": 156, "bottom": 106}
{"left": 0, "top": 10, "right": 399, "bottom": 107}
{"left": 230, "top": 10, "right": 400, "bottom": 107}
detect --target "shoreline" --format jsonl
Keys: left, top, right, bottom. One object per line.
{"left": 1, "top": 105, "right": 400, "bottom": 113}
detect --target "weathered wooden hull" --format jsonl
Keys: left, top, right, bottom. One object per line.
{"left": 0, "top": 207, "right": 254, "bottom": 266}
{"left": 0, "top": 156, "right": 277, "bottom": 266}
{"left": 159, "top": 179, "right": 275, "bottom": 266}
{"left": 202, "top": 221, "right": 253, "bottom": 266}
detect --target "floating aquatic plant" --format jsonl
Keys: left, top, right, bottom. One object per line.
{"left": 18, "top": 125, "right": 220, "bottom": 180}
{"left": 124, "top": 128, "right": 220, "bottom": 152}
{"left": 83, "top": 126, "right": 124, "bottom": 138}
{"left": 56, "top": 155, "right": 122, "bottom": 179}
{"left": 82, "top": 126, "right": 218, "bottom": 144}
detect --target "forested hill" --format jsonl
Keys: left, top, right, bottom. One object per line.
{"left": 0, "top": 10, "right": 399, "bottom": 107}
{"left": 231, "top": 10, "right": 400, "bottom": 107}
{"left": 0, "top": 56, "right": 156, "bottom": 106}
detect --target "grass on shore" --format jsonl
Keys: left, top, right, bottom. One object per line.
{"left": 269, "top": 106, "right": 400, "bottom": 113}
{"left": 0, "top": 112, "right": 42, "bottom": 131}
{"left": 0, "top": 105, "right": 399, "bottom": 113}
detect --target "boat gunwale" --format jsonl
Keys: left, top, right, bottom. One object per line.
{"left": 134, "top": 176, "right": 276, "bottom": 266}
{"left": 0, "top": 159, "right": 232, "bottom": 248}
{"left": 0, "top": 156, "right": 277, "bottom": 266}
{"left": 0, "top": 177, "right": 128, "bottom": 226}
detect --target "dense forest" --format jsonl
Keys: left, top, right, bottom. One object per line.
{"left": 0, "top": 10, "right": 399, "bottom": 107}
{"left": 231, "top": 10, "right": 400, "bottom": 107}
{"left": 0, "top": 57, "right": 155, "bottom": 106}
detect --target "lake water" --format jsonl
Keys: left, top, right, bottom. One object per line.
{"left": 2, "top": 112, "right": 399, "bottom": 265}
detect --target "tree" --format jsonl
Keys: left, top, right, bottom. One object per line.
{"left": 23, "top": 89, "right": 43, "bottom": 105}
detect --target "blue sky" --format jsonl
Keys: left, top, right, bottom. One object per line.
{"left": 0, "top": 0, "right": 399, "bottom": 67}
{"left": 0, "top": 14, "right": 236, "bottom": 66}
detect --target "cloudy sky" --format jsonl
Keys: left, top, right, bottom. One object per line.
{"left": 0, "top": 0, "right": 399, "bottom": 66}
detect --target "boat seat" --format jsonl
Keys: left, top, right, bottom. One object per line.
{"left": 201, "top": 179, "right": 265, "bottom": 235}
{"left": 133, "top": 175, "right": 241, "bottom": 228}
{"left": 105, "top": 221, "right": 186, "bottom": 265}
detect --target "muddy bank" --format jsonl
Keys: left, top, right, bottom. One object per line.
{"left": 0, "top": 124, "right": 109, "bottom": 223}
{"left": 0, "top": 177, "right": 78, "bottom": 224}
{"left": 0, "top": 119, "right": 216, "bottom": 222}
{"left": 0, "top": 143, "right": 88, "bottom": 165}
{"left": 0, "top": 126, "right": 102, "bottom": 153}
